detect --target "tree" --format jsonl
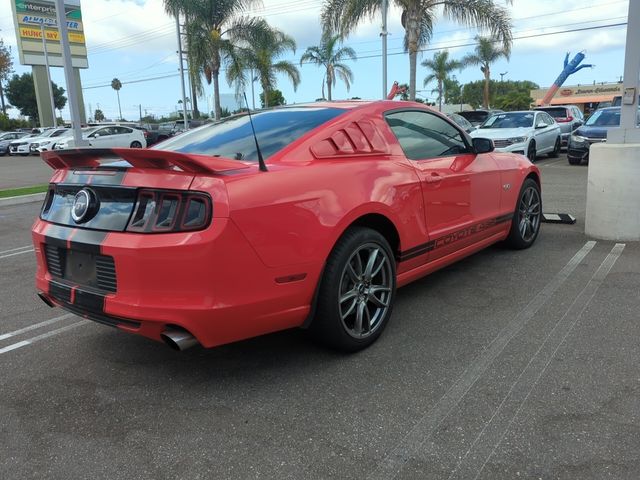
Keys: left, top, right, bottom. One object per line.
{"left": 0, "top": 39, "right": 13, "bottom": 115}
{"left": 493, "top": 90, "right": 533, "bottom": 111}
{"left": 300, "top": 34, "right": 356, "bottom": 101}
{"left": 422, "top": 50, "right": 462, "bottom": 111}
{"left": 232, "top": 25, "right": 300, "bottom": 108}
{"left": 443, "top": 77, "right": 462, "bottom": 105}
{"left": 111, "top": 78, "right": 123, "bottom": 120}
{"left": 461, "top": 79, "right": 538, "bottom": 109}
{"left": 322, "top": 0, "right": 512, "bottom": 101}
{"left": 462, "top": 35, "right": 511, "bottom": 108}
{"left": 5, "top": 73, "right": 66, "bottom": 125}
{"left": 164, "top": 0, "right": 266, "bottom": 120}
{"left": 94, "top": 109, "right": 105, "bottom": 122}
{"left": 259, "top": 89, "right": 286, "bottom": 108}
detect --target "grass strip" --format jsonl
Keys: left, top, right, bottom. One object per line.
{"left": 0, "top": 184, "right": 49, "bottom": 199}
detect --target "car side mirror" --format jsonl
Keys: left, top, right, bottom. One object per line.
{"left": 472, "top": 137, "right": 494, "bottom": 154}
{"left": 535, "top": 124, "right": 546, "bottom": 129}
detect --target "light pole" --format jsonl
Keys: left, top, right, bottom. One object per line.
{"left": 381, "top": 0, "right": 388, "bottom": 99}
{"left": 54, "top": 0, "right": 86, "bottom": 145}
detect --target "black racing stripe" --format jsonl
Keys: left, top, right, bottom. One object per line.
{"left": 496, "top": 213, "right": 513, "bottom": 223}
{"left": 49, "top": 280, "right": 72, "bottom": 303}
{"left": 401, "top": 240, "right": 435, "bottom": 256}
{"left": 69, "top": 230, "right": 108, "bottom": 254}
{"left": 44, "top": 224, "right": 73, "bottom": 248}
{"left": 74, "top": 288, "right": 105, "bottom": 313}
{"left": 60, "top": 302, "right": 141, "bottom": 329}
{"left": 64, "top": 168, "right": 127, "bottom": 186}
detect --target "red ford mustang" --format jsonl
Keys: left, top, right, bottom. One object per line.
{"left": 33, "top": 101, "right": 541, "bottom": 352}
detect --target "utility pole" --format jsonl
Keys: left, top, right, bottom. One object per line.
{"left": 54, "top": 0, "right": 86, "bottom": 145}
{"left": 250, "top": 68, "right": 256, "bottom": 110}
{"left": 381, "top": 0, "right": 388, "bottom": 99}
{"left": 500, "top": 71, "right": 508, "bottom": 82}
{"left": 139, "top": 104, "right": 142, "bottom": 121}
{"left": 40, "top": 24, "right": 58, "bottom": 127}
{"left": 175, "top": 11, "right": 188, "bottom": 131}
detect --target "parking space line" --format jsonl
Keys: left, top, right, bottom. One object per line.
{"left": 540, "top": 158, "right": 566, "bottom": 167}
{"left": 450, "top": 243, "right": 625, "bottom": 480}
{"left": 0, "top": 313, "right": 75, "bottom": 341}
{"left": 0, "top": 321, "right": 85, "bottom": 355}
{"left": 0, "top": 249, "right": 34, "bottom": 259}
{"left": 367, "top": 240, "right": 597, "bottom": 480}
{"left": 0, "top": 245, "right": 32, "bottom": 255}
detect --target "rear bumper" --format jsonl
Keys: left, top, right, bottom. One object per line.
{"left": 33, "top": 219, "right": 320, "bottom": 348}
{"left": 567, "top": 145, "right": 590, "bottom": 162}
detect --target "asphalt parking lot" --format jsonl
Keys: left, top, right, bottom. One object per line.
{"left": 1, "top": 154, "right": 638, "bottom": 479}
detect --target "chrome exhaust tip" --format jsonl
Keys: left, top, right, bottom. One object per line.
{"left": 160, "top": 328, "right": 199, "bottom": 351}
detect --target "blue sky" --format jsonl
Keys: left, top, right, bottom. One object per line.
{"left": 0, "top": 0, "right": 631, "bottom": 121}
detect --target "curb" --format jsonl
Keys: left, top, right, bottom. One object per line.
{"left": 0, "top": 192, "right": 46, "bottom": 207}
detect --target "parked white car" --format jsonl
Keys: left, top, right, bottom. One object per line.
{"left": 54, "top": 125, "right": 146, "bottom": 150}
{"left": 470, "top": 110, "right": 561, "bottom": 161}
{"left": 9, "top": 128, "right": 69, "bottom": 156}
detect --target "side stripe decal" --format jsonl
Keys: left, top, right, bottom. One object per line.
{"left": 398, "top": 213, "right": 513, "bottom": 263}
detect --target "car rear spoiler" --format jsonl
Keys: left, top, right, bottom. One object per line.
{"left": 41, "top": 148, "right": 250, "bottom": 174}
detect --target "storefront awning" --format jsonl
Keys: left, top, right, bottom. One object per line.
{"left": 536, "top": 95, "right": 616, "bottom": 106}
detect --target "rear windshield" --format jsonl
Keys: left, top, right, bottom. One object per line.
{"left": 585, "top": 109, "right": 620, "bottom": 127}
{"left": 536, "top": 107, "right": 568, "bottom": 118}
{"left": 155, "top": 107, "right": 345, "bottom": 161}
{"left": 458, "top": 111, "right": 488, "bottom": 123}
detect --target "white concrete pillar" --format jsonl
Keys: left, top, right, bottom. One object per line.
{"left": 586, "top": 144, "right": 640, "bottom": 241}
{"left": 585, "top": 0, "right": 640, "bottom": 240}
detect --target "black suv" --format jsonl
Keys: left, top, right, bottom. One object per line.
{"left": 567, "top": 107, "right": 640, "bottom": 165}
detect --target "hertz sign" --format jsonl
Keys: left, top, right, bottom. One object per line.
{"left": 10, "top": 0, "right": 88, "bottom": 68}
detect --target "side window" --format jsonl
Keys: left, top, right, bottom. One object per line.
{"left": 385, "top": 110, "right": 470, "bottom": 160}
{"left": 535, "top": 113, "right": 545, "bottom": 128}
{"left": 544, "top": 113, "right": 554, "bottom": 125}
{"left": 114, "top": 127, "right": 132, "bottom": 135}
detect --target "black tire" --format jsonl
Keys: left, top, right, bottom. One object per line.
{"left": 548, "top": 137, "right": 561, "bottom": 158}
{"left": 130, "top": 141, "right": 143, "bottom": 148}
{"left": 505, "top": 178, "right": 541, "bottom": 249}
{"left": 568, "top": 156, "right": 581, "bottom": 165}
{"left": 309, "top": 227, "right": 396, "bottom": 352}
{"left": 526, "top": 141, "right": 536, "bottom": 162}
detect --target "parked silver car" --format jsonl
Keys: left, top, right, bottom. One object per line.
{"left": 534, "top": 105, "right": 584, "bottom": 148}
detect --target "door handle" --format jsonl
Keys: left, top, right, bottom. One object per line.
{"left": 425, "top": 172, "right": 443, "bottom": 184}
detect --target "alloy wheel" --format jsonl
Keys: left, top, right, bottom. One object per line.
{"left": 338, "top": 243, "right": 393, "bottom": 339}
{"left": 518, "top": 186, "right": 541, "bottom": 242}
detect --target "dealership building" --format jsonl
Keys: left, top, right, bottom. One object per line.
{"left": 530, "top": 82, "right": 622, "bottom": 114}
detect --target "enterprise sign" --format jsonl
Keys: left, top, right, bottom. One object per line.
{"left": 10, "top": 0, "right": 88, "bottom": 68}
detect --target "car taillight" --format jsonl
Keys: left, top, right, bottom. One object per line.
{"left": 556, "top": 116, "right": 573, "bottom": 123}
{"left": 143, "top": 131, "right": 150, "bottom": 138}
{"left": 126, "top": 189, "right": 212, "bottom": 233}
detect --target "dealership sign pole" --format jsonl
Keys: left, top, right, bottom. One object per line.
{"left": 54, "top": 0, "right": 85, "bottom": 144}
{"left": 40, "top": 24, "right": 57, "bottom": 127}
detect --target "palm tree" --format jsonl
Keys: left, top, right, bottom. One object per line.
{"left": 322, "top": 0, "right": 512, "bottom": 101}
{"left": 462, "top": 35, "right": 510, "bottom": 109}
{"left": 300, "top": 34, "right": 356, "bottom": 101}
{"left": 163, "top": 0, "right": 264, "bottom": 120}
{"left": 230, "top": 25, "right": 300, "bottom": 108}
{"left": 111, "top": 78, "right": 122, "bottom": 120}
{"left": 422, "top": 50, "right": 462, "bottom": 111}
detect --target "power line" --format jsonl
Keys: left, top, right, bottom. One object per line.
{"left": 81, "top": 21, "right": 627, "bottom": 92}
